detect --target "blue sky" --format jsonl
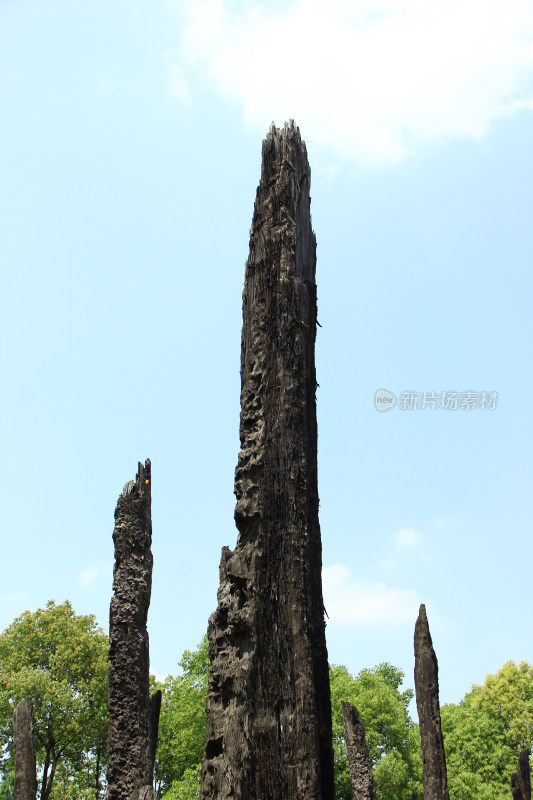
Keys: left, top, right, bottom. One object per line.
{"left": 1, "top": 0, "right": 532, "bottom": 711}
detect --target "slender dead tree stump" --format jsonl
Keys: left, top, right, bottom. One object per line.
{"left": 106, "top": 459, "right": 161, "bottom": 800}
{"left": 201, "top": 121, "right": 335, "bottom": 800}
{"left": 13, "top": 697, "right": 37, "bottom": 800}
{"left": 414, "top": 604, "right": 450, "bottom": 800}
{"left": 511, "top": 748, "right": 531, "bottom": 800}
{"left": 341, "top": 701, "right": 376, "bottom": 800}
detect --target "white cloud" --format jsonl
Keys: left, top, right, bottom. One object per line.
{"left": 174, "top": 0, "right": 533, "bottom": 164}
{"left": 5, "top": 591, "right": 25, "bottom": 605}
{"left": 166, "top": 57, "right": 192, "bottom": 106}
{"left": 151, "top": 671, "right": 169, "bottom": 684}
{"left": 393, "top": 527, "right": 422, "bottom": 549}
{"left": 322, "top": 564, "right": 420, "bottom": 626}
{"left": 79, "top": 564, "right": 112, "bottom": 587}
{"left": 435, "top": 515, "right": 460, "bottom": 528}
{"left": 2, "top": 592, "right": 34, "bottom": 618}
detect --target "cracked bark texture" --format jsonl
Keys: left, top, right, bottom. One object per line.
{"left": 13, "top": 697, "right": 37, "bottom": 800}
{"left": 511, "top": 748, "right": 531, "bottom": 800}
{"left": 414, "top": 604, "right": 449, "bottom": 800}
{"left": 106, "top": 459, "right": 161, "bottom": 800}
{"left": 201, "top": 121, "right": 335, "bottom": 800}
{"left": 341, "top": 701, "right": 376, "bottom": 800}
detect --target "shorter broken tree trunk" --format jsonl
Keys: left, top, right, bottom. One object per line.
{"left": 13, "top": 697, "right": 37, "bottom": 800}
{"left": 106, "top": 459, "right": 161, "bottom": 800}
{"left": 414, "top": 604, "right": 449, "bottom": 800}
{"left": 511, "top": 748, "right": 531, "bottom": 800}
{"left": 341, "top": 701, "right": 376, "bottom": 800}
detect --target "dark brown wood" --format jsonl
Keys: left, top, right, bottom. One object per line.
{"left": 341, "top": 701, "right": 376, "bottom": 800}
{"left": 201, "top": 121, "right": 335, "bottom": 800}
{"left": 106, "top": 459, "right": 160, "bottom": 800}
{"left": 13, "top": 697, "right": 37, "bottom": 800}
{"left": 414, "top": 604, "right": 450, "bottom": 800}
{"left": 511, "top": 748, "right": 531, "bottom": 800}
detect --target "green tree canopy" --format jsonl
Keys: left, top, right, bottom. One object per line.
{"left": 329, "top": 662, "right": 423, "bottom": 800}
{"left": 442, "top": 660, "right": 533, "bottom": 800}
{"left": 5, "top": 602, "right": 527, "bottom": 800}
{"left": 155, "top": 644, "right": 423, "bottom": 800}
{"left": 0, "top": 600, "right": 109, "bottom": 800}
{"left": 156, "top": 635, "right": 209, "bottom": 799}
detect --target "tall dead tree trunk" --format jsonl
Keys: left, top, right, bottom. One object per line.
{"left": 341, "top": 701, "right": 376, "bottom": 800}
{"left": 13, "top": 697, "right": 37, "bottom": 800}
{"left": 414, "top": 603, "right": 449, "bottom": 800}
{"left": 201, "top": 121, "right": 335, "bottom": 800}
{"left": 511, "top": 748, "right": 531, "bottom": 800}
{"left": 106, "top": 459, "right": 161, "bottom": 800}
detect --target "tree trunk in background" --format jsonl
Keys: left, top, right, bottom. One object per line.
{"left": 107, "top": 459, "right": 161, "bottom": 800}
{"left": 13, "top": 697, "right": 37, "bottom": 800}
{"left": 201, "top": 121, "right": 335, "bottom": 800}
{"left": 511, "top": 748, "right": 531, "bottom": 800}
{"left": 414, "top": 603, "right": 450, "bottom": 800}
{"left": 341, "top": 701, "right": 376, "bottom": 800}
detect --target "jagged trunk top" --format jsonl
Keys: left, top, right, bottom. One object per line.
{"left": 251, "top": 120, "right": 315, "bottom": 280}
{"left": 107, "top": 459, "right": 160, "bottom": 800}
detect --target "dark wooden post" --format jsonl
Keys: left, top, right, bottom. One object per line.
{"left": 106, "top": 459, "right": 161, "bottom": 800}
{"left": 414, "top": 604, "right": 449, "bottom": 800}
{"left": 341, "top": 701, "right": 376, "bottom": 800}
{"left": 201, "top": 121, "right": 335, "bottom": 800}
{"left": 13, "top": 697, "right": 37, "bottom": 800}
{"left": 511, "top": 748, "right": 531, "bottom": 800}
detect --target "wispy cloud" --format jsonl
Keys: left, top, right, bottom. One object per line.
{"left": 165, "top": 56, "right": 192, "bottom": 106}
{"left": 323, "top": 564, "right": 420, "bottom": 626}
{"left": 173, "top": 0, "right": 533, "bottom": 165}
{"left": 79, "top": 564, "right": 112, "bottom": 588}
{"left": 393, "top": 527, "right": 422, "bottom": 549}
{"left": 5, "top": 591, "right": 26, "bottom": 605}
{"left": 151, "top": 671, "right": 169, "bottom": 684}
{"left": 435, "top": 515, "right": 461, "bottom": 528}
{"left": 2, "top": 592, "right": 33, "bottom": 619}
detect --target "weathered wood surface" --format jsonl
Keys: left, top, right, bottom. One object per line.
{"left": 106, "top": 459, "right": 161, "bottom": 800}
{"left": 341, "top": 701, "right": 376, "bottom": 800}
{"left": 13, "top": 697, "right": 37, "bottom": 800}
{"left": 138, "top": 788, "right": 157, "bottom": 800}
{"left": 511, "top": 748, "right": 531, "bottom": 800}
{"left": 414, "top": 604, "right": 450, "bottom": 800}
{"left": 201, "top": 121, "right": 335, "bottom": 800}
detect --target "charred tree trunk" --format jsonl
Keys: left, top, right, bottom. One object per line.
{"left": 13, "top": 697, "right": 37, "bottom": 800}
{"left": 414, "top": 604, "right": 449, "bottom": 800}
{"left": 201, "top": 121, "right": 335, "bottom": 800}
{"left": 341, "top": 701, "right": 376, "bottom": 800}
{"left": 106, "top": 459, "right": 161, "bottom": 800}
{"left": 511, "top": 748, "right": 531, "bottom": 800}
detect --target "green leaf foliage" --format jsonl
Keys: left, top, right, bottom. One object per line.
{"left": 442, "top": 660, "right": 533, "bottom": 800}
{"left": 0, "top": 600, "right": 108, "bottom": 800}
{"left": 160, "top": 764, "right": 201, "bottom": 800}
{"left": 155, "top": 644, "right": 424, "bottom": 800}
{"left": 3, "top": 602, "right": 529, "bottom": 800}
{"left": 155, "top": 635, "right": 209, "bottom": 797}
{"left": 328, "top": 663, "right": 423, "bottom": 800}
